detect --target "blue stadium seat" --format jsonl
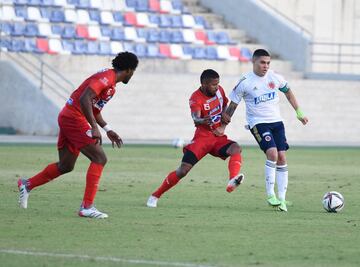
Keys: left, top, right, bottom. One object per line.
{"left": 78, "top": 0, "right": 90, "bottom": 8}
{"left": 67, "top": 0, "right": 78, "bottom": 5}
{"left": 240, "top": 47, "right": 252, "bottom": 61}
{"left": 1, "top": 23, "right": 13, "bottom": 36}
{"left": 62, "top": 25, "right": 76, "bottom": 38}
{"left": 111, "top": 28, "right": 125, "bottom": 41}
{"left": 74, "top": 40, "right": 87, "bottom": 54}
{"left": 99, "top": 42, "right": 111, "bottom": 55}
{"left": 193, "top": 47, "right": 206, "bottom": 59}
{"left": 125, "top": 0, "right": 136, "bottom": 10}
{"left": 171, "top": 16, "right": 183, "bottom": 28}
{"left": 62, "top": 39, "right": 75, "bottom": 53}
{"left": 206, "top": 46, "right": 218, "bottom": 60}
{"left": 14, "top": 0, "right": 28, "bottom": 5}
{"left": 172, "top": 0, "right": 184, "bottom": 13}
{"left": 28, "top": 0, "right": 41, "bottom": 6}
{"left": 11, "top": 39, "right": 25, "bottom": 52}
{"left": 24, "top": 23, "right": 39, "bottom": 37}
{"left": 113, "top": 12, "right": 124, "bottom": 24}
{"left": 89, "top": 10, "right": 101, "bottom": 23}
{"left": 159, "top": 15, "right": 172, "bottom": 28}
{"left": 50, "top": 9, "right": 65, "bottom": 22}
{"left": 194, "top": 16, "right": 211, "bottom": 29}
{"left": 148, "top": 14, "right": 160, "bottom": 26}
{"left": 171, "top": 30, "right": 183, "bottom": 43}
{"left": 182, "top": 45, "right": 194, "bottom": 58}
{"left": 41, "top": 0, "right": 54, "bottom": 6}
{"left": 24, "top": 38, "right": 42, "bottom": 53}
{"left": 51, "top": 24, "right": 63, "bottom": 35}
{"left": 15, "top": 5, "right": 28, "bottom": 20}
{"left": 147, "top": 29, "right": 159, "bottom": 43}
{"left": 136, "top": 28, "right": 148, "bottom": 41}
{"left": 147, "top": 44, "right": 160, "bottom": 58}
{"left": 86, "top": 41, "right": 99, "bottom": 55}
{"left": 134, "top": 43, "right": 147, "bottom": 57}
{"left": 159, "top": 30, "right": 171, "bottom": 43}
{"left": 12, "top": 23, "right": 25, "bottom": 36}
{"left": 40, "top": 7, "right": 51, "bottom": 20}
{"left": 216, "top": 31, "right": 232, "bottom": 45}
{"left": 101, "top": 26, "right": 112, "bottom": 39}
{"left": 123, "top": 42, "right": 135, "bottom": 53}
{"left": 136, "top": 0, "right": 149, "bottom": 12}
{"left": 206, "top": 31, "right": 217, "bottom": 44}
{"left": 0, "top": 38, "right": 12, "bottom": 51}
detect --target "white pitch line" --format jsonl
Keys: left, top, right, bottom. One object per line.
{"left": 0, "top": 249, "right": 217, "bottom": 267}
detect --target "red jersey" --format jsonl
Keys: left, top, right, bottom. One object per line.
{"left": 61, "top": 68, "right": 117, "bottom": 119}
{"left": 189, "top": 85, "right": 228, "bottom": 135}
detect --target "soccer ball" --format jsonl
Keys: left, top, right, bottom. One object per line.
{"left": 322, "top": 191, "right": 344, "bottom": 213}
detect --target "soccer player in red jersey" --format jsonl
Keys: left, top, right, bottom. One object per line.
{"left": 18, "top": 52, "right": 139, "bottom": 219}
{"left": 147, "top": 69, "right": 244, "bottom": 208}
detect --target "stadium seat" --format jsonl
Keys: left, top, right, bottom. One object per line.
{"left": 40, "top": 7, "right": 51, "bottom": 20}
{"left": 113, "top": 12, "right": 124, "bottom": 24}
{"left": 148, "top": 14, "right": 160, "bottom": 26}
{"left": 51, "top": 24, "right": 63, "bottom": 36}
{"left": 49, "top": 38, "right": 63, "bottom": 54}
{"left": 62, "top": 25, "right": 76, "bottom": 38}
{"left": 124, "top": 12, "right": 137, "bottom": 26}
{"left": 88, "top": 25, "right": 102, "bottom": 40}
{"left": 239, "top": 47, "right": 252, "bottom": 61}
{"left": 182, "top": 45, "right": 194, "bottom": 58}
{"left": 111, "top": 27, "right": 125, "bottom": 41}
{"left": 193, "top": 47, "right": 207, "bottom": 59}
{"left": 160, "top": 0, "right": 172, "bottom": 14}
{"left": 158, "top": 43, "right": 171, "bottom": 58}
{"left": 89, "top": 9, "right": 101, "bottom": 24}
{"left": 2, "top": 6, "right": 19, "bottom": 21}
{"left": 10, "top": 39, "right": 24, "bottom": 52}
{"left": 123, "top": 42, "right": 135, "bottom": 53}
{"left": 76, "top": 25, "right": 89, "bottom": 39}
{"left": 38, "top": 22, "right": 52, "bottom": 37}
{"left": 27, "top": 7, "right": 44, "bottom": 21}
{"left": 12, "top": 23, "right": 26, "bottom": 36}
{"left": 99, "top": 41, "right": 111, "bottom": 55}
{"left": 134, "top": 43, "right": 147, "bottom": 57}
{"left": 182, "top": 14, "right": 196, "bottom": 28}
{"left": 159, "top": 15, "right": 172, "bottom": 28}
{"left": 124, "top": 27, "right": 138, "bottom": 41}
{"left": 64, "top": 8, "right": 78, "bottom": 23}
{"left": 147, "top": 43, "right": 160, "bottom": 57}
{"left": 136, "top": 0, "right": 149, "bottom": 12}
{"left": 100, "top": 11, "right": 115, "bottom": 25}
{"left": 170, "top": 44, "right": 191, "bottom": 59}
{"left": 159, "top": 30, "right": 171, "bottom": 43}
{"left": 40, "top": 0, "right": 54, "bottom": 7}
{"left": 62, "top": 39, "right": 75, "bottom": 53}
{"left": 28, "top": 0, "right": 41, "bottom": 6}
{"left": 53, "top": 0, "right": 67, "bottom": 6}
{"left": 149, "top": 0, "right": 161, "bottom": 13}
{"left": 206, "top": 46, "right": 218, "bottom": 60}
{"left": 89, "top": 0, "right": 102, "bottom": 9}
{"left": 195, "top": 30, "right": 214, "bottom": 45}
{"left": 86, "top": 41, "right": 99, "bottom": 55}
{"left": 110, "top": 41, "right": 123, "bottom": 55}
{"left": 171, "top": 0, "right": 184, "bottom": 14}
{"left": 15, "top": 5, "right": 27, "bottom": 20}
{"left": 13, "top": 0, "right": 28, "bottom": 5}
{"left": 171, "top": 30, "right": 183, "bottom": 43}
{"left": 136, "top": 28, "right": 148, "bottom": 40}
{"left": 216, "top": 45, "right": 232, "bottom": 60}
{"left": 24, "top": 23, "right": 39, "bottom": 37}
{"left": 136, "top": 13, "right": 151, "bottom": 27}
{"left": 194, "top": 16, "right": 211, "bottom": 29}
{"left": 0, "top": 38, "right": 11, "bottom": 52}
{"left": 171, "top": 15, "right": 183, "bottom": 28}
{"left": 125, "top": 0, "right": 136, "bottom": 11}
{"left": 78, "top": 0, "right": 90, "bottom": 8}
{"left": 147, "top": 29, "right": 159, "bottom": 42}
{"left": 228, "top": 47, "right": 241, "bottom": 60}
{"left": 50, "top": 9, "right": 65, "bottom": 22}
{"left": 182, "top": 29, "right": 197, "bottom": 44}
{"left": 76, "top": 9, "right": 90, "bottom": 24}
{"left": 36, "top": 38, "right": 49, "bottom": 53}
{"left": 73, "top": 40, "right": 87, "bottom": 54}
{"left": 24, "top": 38, "right": 42, "bottom": 53}
{"left": 216, "top": 31, "right": 232, "bottom": 45}
{"left": 100, "top": 26, "right": 112, "bottom": 39}
{"left": 1, "top": 23, "right": 13, "bottom": 36}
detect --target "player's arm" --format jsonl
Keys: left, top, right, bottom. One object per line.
{"left": 283, "top": 88, "right": 309, "bottom": 125}
{"left": 94, "top": 113, "right": 123, "bottom": 148}
{"left": 222, "top": 101, "right": 239, "bottom": 125}
{"left": 191, "top": 110, "right": 211, "bottom": 126}
{"left": 79, "top": 87, "right": 102, "bottom": 145}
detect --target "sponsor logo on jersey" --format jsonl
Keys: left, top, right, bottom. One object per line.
{"left": 206, "top": 95, "right": 219, "bottom": 103}
{"left": 93, "top": 99, "right": 107, "bottom": 110}
{"left": 268, "top": 81, "right": 275, "bottom": 89}
{"left": 211, "top": 114, "right": 221, "bottom": 124}
{"left": 99, "top": 77, "right": 109, "bottom": 86}
{"left": 254, "top": 92, "right": 275, "bottom": 104}
{"left": 209, "top": 105, "right": 221, "bottom": 115}
{"left": 107, "top": 88, "right": 114, "bottom": 95}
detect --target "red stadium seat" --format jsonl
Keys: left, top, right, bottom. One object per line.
{"left": 36, "top": 38, "right": 53, "bottom": 54}
{"left": 124, "top": 12, "right": 138, "bottom": 26}
{"left": 229, "top": 46, "right": 241, "bottom": 60}
{"left": 195, "top": 30, "right": 214, "bottom": 45}
{"left": 149, "top": 0, "right": 161, "bottom": 13}
{"left": 159, "top": 43, "right": 172, "bottom": 58}
{"left": 76, "top": 25, "right": 90, "bottom": 39}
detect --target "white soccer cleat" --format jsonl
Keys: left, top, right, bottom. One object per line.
{"left": 18, "top": 179, "right": 30, "bottom": 209}
{"left": 146, "top": 195, "right": 158, "bottom": 208}
{"left": 78, "top": 206, "right": 108, "bottom": 219}
{"left": 226, "top": 173, "right": 245, "bottom": 193}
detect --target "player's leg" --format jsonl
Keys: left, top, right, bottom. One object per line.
{"left": 78, "top": 143, "right": 108, "bottom": 218}
{"left": 250, "top": 123, "right": 281, "bottom": 206}
{"left": 18, "top": 146, "right": 78, "bottom": 209}
{"left": 272, "top": 122, "right": 289, "bottom": 211}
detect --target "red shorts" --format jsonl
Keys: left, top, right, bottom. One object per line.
{"left": 184, "top": 131, "right": 235, "bottom": 161}
{"left": 57, "top": 110, "right": 96, "bottom": 155}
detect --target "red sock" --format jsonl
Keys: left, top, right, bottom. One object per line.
{"left": 152, "top": 171, "right": 180, "bottom": 198}
{"left": 82, "top": 162, "right": 104, "bottom": 209}
{"left": 228, "top": 153, "right": 242, "bottom": 179}
{"left": 27, "top": 163, "right": 61, "bottom": 190}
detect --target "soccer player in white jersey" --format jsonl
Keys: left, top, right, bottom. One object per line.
{"left": 222, "top": 49, "right": 308, "bottom": 212}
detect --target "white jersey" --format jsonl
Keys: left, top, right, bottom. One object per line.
{"left": 229, "top": 70, "right": 288, "bottom": 128}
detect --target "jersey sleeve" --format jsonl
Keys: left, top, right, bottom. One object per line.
{"left": 273, "top": 72, "right": 289, "bottom": 93}
{"left": 219, "top": 86, "right": 228, "bottom": 108}
{"left": 88, "top": 71, "right": 113, "bottom": 95}
{"left": 229, "top": 77, "right": 245, "bottom": 104}
{"left": 189, "top": 94, "right": 202, "bottom": 113}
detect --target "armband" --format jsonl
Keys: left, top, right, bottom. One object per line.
{"left": 296, "top": 108, "right": 305, "bottom": 119}
{"left": 103, "top": 125, "right": 112, "bottom": 132}
{"left": 279, "top": 84, "right": 290, "bottom": 93}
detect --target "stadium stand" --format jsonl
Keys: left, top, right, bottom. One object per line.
{"left": 0, "top": 0, "right": 251, "bottom": 61}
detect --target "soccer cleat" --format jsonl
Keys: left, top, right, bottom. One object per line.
{"left": 146, "top": 195, "right": 158, "bottom": 208}
{"left": 267, "top": 195, "right": 281, "bottom": 206}
{"left": 277, "top": 200, "right": 288, "bottom": 212}
{"left": 18, "top": 178, "right": 30, "bottom": 209}
{"left": 226, "top": 173, "right": 245, "bottom": 193}
{"left": 78, "top": 206, "right": 108, "bottom": 219}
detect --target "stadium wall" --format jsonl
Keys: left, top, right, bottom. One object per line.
{"left": 199, "top": 0, "right": 312, "bottom": 72}
{"left": 0, "top": 60, "right": 59, "bottom": 135}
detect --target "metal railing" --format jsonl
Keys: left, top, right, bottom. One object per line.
{"left": 310, "top": 42, "right": 360, "bottom": 75}
{"left": 0, "top": 51, "right": 74, "bottom": 100}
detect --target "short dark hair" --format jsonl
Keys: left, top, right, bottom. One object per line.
{"left": 112, "top": 52, "right": 139, "bottom": 71}
{"left": 200, "top": 69, "right": 219, "bottom": 83}
{"left": 252, "top": 49, "right": 270, "bottom": 59}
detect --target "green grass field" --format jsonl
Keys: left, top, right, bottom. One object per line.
{"left": 0, "top": 144, "right": 359, "bottom": 267}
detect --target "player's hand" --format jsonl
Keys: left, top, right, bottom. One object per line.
{"left": 91, "top": 127, "right": 102, "bottom": 145}
{"left": 212, "top": 125, "right": 225, "bottom": 136}
{"left": 107, "top": 130, "right": 123, "bottom": 148}
{"left": 221, "top": 112, "right": 231, "bottom": 125}
{"left": 202, "top": 115, "right": 212, "bottom": 125}
{"left": 298, "top": 116, "right": 309, "bottom": 125}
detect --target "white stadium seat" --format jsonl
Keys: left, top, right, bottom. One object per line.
{"left": 124, "top": 27, "right": 138, "bottom": 42}
{"left": 160, "top": 0, "right": 172, "bottom": 14}
{"left": 54, "top": 0, "right": 68, "bottom": 7}
{"left": 170, "top": 44, "right": 191, "bottom": 60}
{"left": 90, "top": 0, "right": 102, "bottom": 9}
{"left": 27, "top": 7, "right": 45, "bottom": 22}
{"left": 110, "top": 41, "right": 124, "bottom": 55}
{"left": 38, "top": 23, "right": 53, "bottom": 37}
{"left": 182, "top": 14, "right": 196, "bottom": 28}
{"left": 77, "top": 9, "right": 91, "bottom": 24}
{"left": 182, "top": 29, "right": 197, "bottom": 44}
{"left": 88, "top": 25, "right": 103, "bottom": 40}
{"left": 49, "top": 38, "right": 64, "bottom": 54}
{"left": 216, "top": 46, "right": 233, "bottom": 60}
{"left": 100, "top": 11, "right": 115, "bottom": 25}
{"left": 64, "top": 9, "right": 77, "bottom": 23}
{"left": 136, "top": 13, "right": 151, "bottom": 27}
{"left": 2, "top": 6, "right": 21, "bottom": 21}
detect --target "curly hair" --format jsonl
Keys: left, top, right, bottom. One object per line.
{"left": 112, "top": 52, "right": 139, "bottom": 71}
{"left": 200, "top": 69, "right": 219, "bottom": 83}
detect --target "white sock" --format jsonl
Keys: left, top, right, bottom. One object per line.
{"left": 265, "top": 160, "right": 277, "bottom": 197}
{"left": 276, "top": 164, "right": 288, "bottom": 201}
